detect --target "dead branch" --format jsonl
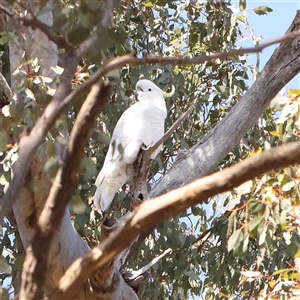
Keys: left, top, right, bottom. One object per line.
{"left": 19, "top": 81, "right": 111, "bottom": 300}
{"left": 127, "top": 248, "right": 172, "bottom": 281}
{"left": 122, "top": 248, "right": 172, "bottom": 292}
{"left": 53, "top": 142, "right": 300, "bottom": 299}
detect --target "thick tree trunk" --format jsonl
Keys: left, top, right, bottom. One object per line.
{"left": 8, "top": 1, "right": 137, "bottom": 298}
{"left": 8, "top": 1, "right": 93, "bottom": 298}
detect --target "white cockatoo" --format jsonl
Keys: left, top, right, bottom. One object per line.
{"left": 93, "top": 79, "right": 175, "bottom": 212}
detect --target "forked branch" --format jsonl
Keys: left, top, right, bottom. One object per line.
{"left": 19, "top": 81, "right": 111, "bottom": 300}
{"left": 53, "top": 142, "right": 300, "bottom": 299}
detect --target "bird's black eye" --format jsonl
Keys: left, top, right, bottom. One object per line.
{"left": 148, "top": 88, "right": 152, "bottom": 91}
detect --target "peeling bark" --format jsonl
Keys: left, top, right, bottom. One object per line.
{"left": 89, "top": 218, "right": 138, "bottom": 300}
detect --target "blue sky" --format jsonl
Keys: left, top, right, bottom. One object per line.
{"left": 238, "top": 0, "right": 300, "bottom": 89}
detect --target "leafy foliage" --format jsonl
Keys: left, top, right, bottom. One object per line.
{"left": 0, "top": 0, "right": 299, "bottom": 299}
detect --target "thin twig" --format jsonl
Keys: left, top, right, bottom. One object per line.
{"left": 53, "top": 142, "right": 300, "bottom": 299}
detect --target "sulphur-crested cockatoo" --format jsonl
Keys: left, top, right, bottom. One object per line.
{"left": 94, "top": 79, "right": 175, "bottom": 212}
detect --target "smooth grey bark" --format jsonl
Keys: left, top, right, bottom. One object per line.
{"left": 8, "top": 1, "right": 93, "bottom": 298}
{"left": 150, "top": 10, "right": 300, "bottom": 198}
{"left": 7, "top": 1, "right": 137, "bottom": 298}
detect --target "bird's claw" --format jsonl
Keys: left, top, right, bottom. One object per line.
{"left": 141, "top": 144, "right": 151, "bottom": 151}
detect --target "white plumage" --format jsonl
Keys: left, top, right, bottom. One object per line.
{"left": 93, "top": 79, "right": 175, "bottom": 212}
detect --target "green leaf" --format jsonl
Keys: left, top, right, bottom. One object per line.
{"left": 97, "top": 25, "right": 113, "bottom": 50}
{"left": 178, "top": 231, "right": 185, "bottom": 246}
{"left": 0, "top": 32, "right": 12, "bottom": 45}
{"left": 227, "top": 228, "right": 243, "bottom": 252}
{"left": 289, "top": 89, "right": 300, "bottom": 97}
{"left": 145, "top": 2, "right": 154, "bottom": 7}
{"left": 180, "top": 139, "right": 189, "bottom": 150}
{"left": 75, "top": 212, "right": 90, "bottom": 227}
{"left": 44, "top": 158, "right": 59, "bottom": 177}
{"left": 70, "top": 194, "right": 87, "bottom": 214}
{"left": 80, "top": 156, "right": 97, "bottom": 181}
{"left": 282, "top": 181, "right": 295, "bottom": 192}
{"left": 239, "top": 0, "right": 246, "bottom": 12}
{"left": 237, "top": 15, "right": 246, "bottom": 21}
{"left": 252, "top": 203, "right": 266, "bottom": 215}
{"left": 0, "top": 131, "right": 10, "bottom": 152}
{"left": 242, "top": 234, "right": 249, "bottom": 253}
{"left": 156, "top": 0, "right": 167, "bottom": 7}
{"left": 0, "top": 255, "right": 12, "bottom": 274}
{"left": 86, "top": 0, "right": 102, "bottom": 10}
{"left": 191, "top": 206, "right": 202, "bottom": 216}
{"left": 14, "top": 254, "right": 25, "bottom": 270}
{"left": 253, "top": 6, "right": 273, "bottom": 16}
{"left": 249, "top": 217, "right": 265, "bottom": 235}
{"left": 68, "top": 26, "right": 90, "bottom": 45}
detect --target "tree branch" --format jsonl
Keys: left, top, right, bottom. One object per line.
{"left": 53, "top": 142, "right": 300, "bottom": 299}
{"left": 0, "top": 3, "right": 72, "bottom": 51}
{"left": 78, "top": 28, "right": 300, "bottom": 92}
{"left": 0, "top": 0, "right": 118, "bottom": 221}
{"left": 76, "top": 0, "right": 119, "bottom": 58}
{"left": 128, "top": 10, "right": 300, "bottom": 253}
{"left": 149, "top": 11, "right": 300, "bottom": 198}
{"left": 1, "top": 12, "right": 299, "bottom": 227}
{"left": 19, "top": 81, "right": 111, "bottom": 300}
{"left": 148, "top": 103, "right": 196, "bottom": 161}
{"left": 89, "top": 216, "right": 138, "bottom": 297}
{"left": 126, "top": 248, "right": 172, "bottom": 281}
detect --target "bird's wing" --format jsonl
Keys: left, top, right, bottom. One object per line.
{"left": 112, "top": 103, "right": 165, "bottom": 161}
{"left": 94, "top": 103, "right": 165, "bottom": 211}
